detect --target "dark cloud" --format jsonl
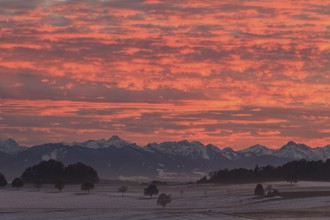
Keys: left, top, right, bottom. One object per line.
{"left": 42, "top": 14, "right": 72, "bottom": 27}
{"left": 0, "top": 73, "right": 207, "bottom": 102}
{"left": 0, "top": 0, "right": 44, "bottom": 9}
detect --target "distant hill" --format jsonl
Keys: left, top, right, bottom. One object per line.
{"left": 0, "top": 136, "right": 329, "bottom": 181}
{"left": 198, "top": 159, "right": 330, "bottom": 184}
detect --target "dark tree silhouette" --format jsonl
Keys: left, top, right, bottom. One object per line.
{"left": 286, "top": 173, "right": 298, "bottom": 185}
{"left": 197, "top": 176, "right": 207, "bottom": 183}
{"left": 144, "top": 184, "right": 159, "bottom": 198}
{"left": 64, "top": 162, "right": 99, "bottom": 184}
{"left": 0, "top": 173, "right": 7, "bottom": 189}
{"left": 157, "top": 193, "right": 172, "bottom": 208}
{"left": 199, "top": 159, "right": 330, "bottom": 184}
{"left": 118, "top": 186, "right": 128, "bottom": 197}
{"left": 12, "top": 178, "right": 24, "bottom": 190}
{"left": 34, "top": 179, "right": 42, "bottom": 191}
{"left": 21, "top": 160, "right": 99, "bottom": 184}
{"left": 21, "top": 160, "right": 65, "bottom": 184}
{"left": 254, "top": 184, "right": 265, "bottom": 196}
{"left": 54, "top": 180, "right": 65, "bottom": 192}
{"left": 81, "top": 182, "right": 94, "bottom": 193}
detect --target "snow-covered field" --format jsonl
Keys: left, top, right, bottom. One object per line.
{"left": 1, "top": 181, "right": 330, "bottom": 219}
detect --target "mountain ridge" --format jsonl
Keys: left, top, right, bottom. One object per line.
{"left": 2, "top": 136, "right": 329, "bottom": 154}
{"left": 0, "top": 137, "right": 329, "bottom": 181}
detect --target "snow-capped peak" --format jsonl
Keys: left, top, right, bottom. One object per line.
{"left": 239, "top": 144, "right": 274, "bottom": 157}
{"left": 221, "top": 147, "right": 241, "bottom": 160}
{"left": 280, "top": 141, "right": 310, "bottom": 151}
{"left": 64, "top": 135, "right": 132, "bottom": 149}
{"left": 106, "top": 135, "right": 132, "bottom": 148}
{"left": 108, "top": 135, "right": 121, "bottom": 142}
{"left": 57, "top": 138, "right": 330, "bottom": 162}
{"left": 145, "top": 140, "right": 211, "bottom": 160}
{"left": 275, "top": 141, "right": 316, "bottom": 160}
{"left": 206, "top": 144, "right": 222, "bottom": 153}
{"left": 0, "top": 138, "right": 24, "bottom": 155}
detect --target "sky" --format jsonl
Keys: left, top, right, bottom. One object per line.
{"left": 0, "top": 0, "right": 329, "bottom": 149}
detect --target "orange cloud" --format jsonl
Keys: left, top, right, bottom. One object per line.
{"left": 0, "top": 0, "right": 329, "bottom": 148}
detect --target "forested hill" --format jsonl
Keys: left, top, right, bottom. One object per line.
{"left": 198, "top": 159, "right": 330, "bottom": 184}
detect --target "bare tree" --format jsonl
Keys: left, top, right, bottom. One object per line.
{"left": 180, "top": 189, "right": 184, "bottom": 198}
{"left": 118, "top": 186, "right": 128, "bottom": 197}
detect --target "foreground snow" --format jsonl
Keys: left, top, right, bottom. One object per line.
{"left": 1, "top": 181, "right": 330, "bottom": 219}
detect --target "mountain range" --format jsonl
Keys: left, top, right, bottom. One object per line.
{"left": 0, "top": 136, "right": 329, "bottom": 181}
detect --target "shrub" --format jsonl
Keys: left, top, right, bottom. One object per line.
{"left": 81, "top": 182, "right": 94, "bottom": 193}
{"left": 157, "top": 193, "right": 172, "bottom": 208}
{"left": 54, "top": 180, "right": 65, "bottom": 191}
{"left": 286, "top": 173, "right": 298, "bottom": 185}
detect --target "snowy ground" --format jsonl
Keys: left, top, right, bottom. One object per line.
{"left": 1, "top": 181, "right": 330, "bottom": 219}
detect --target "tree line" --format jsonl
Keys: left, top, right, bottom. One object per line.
{"left": 0, "top": 160, "right": 99, "bottom": 189}
{"left": 0, "top": 160, "right": 173, "bottom": 208}
{"left": 21, "top": 159, "right": 99, "bottom": 184}
{"left": 197, "top": 159, "right": 330, "bottom": 184}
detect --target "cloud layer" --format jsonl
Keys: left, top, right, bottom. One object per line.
{"left": 0, "top": 0, "right": 329, "bottom": 148}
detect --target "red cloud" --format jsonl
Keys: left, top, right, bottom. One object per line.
{"left": 0, "top": 0, "right": 329, "bottom": 148}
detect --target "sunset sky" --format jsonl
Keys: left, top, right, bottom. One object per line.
{"left": 0, "top": 0, "right": 329, "bottom": 149}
